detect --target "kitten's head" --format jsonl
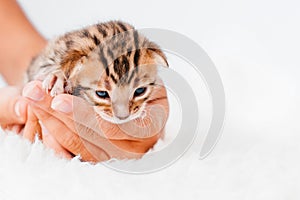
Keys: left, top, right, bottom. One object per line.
{"left": 71, "top": 33, "right": 168, "bottom": 124}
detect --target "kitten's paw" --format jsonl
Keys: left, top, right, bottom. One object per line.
{"left": 42, "top": 72, "right": 65, "bottom": 96}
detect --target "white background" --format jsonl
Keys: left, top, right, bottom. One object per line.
{"left": 0, "top": 0, "right": 299, "bottom": 199}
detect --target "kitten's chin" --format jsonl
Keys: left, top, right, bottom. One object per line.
{"left": 95, "top": 110, "right": 142, "bottom": 124}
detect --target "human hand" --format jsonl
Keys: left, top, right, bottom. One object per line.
{"left": 0, "top": 86, "right": 27, "bottom": 132}
{"left": 22, "top": 81, "right": 169, "bottom": 162}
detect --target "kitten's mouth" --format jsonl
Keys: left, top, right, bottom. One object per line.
{"left": 110, "top": 117, "right": 132, "bottom": 124}
{"left": 95, "top": 109, "right": 143, "bottom": 124}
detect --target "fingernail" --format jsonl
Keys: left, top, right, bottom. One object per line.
{"left": 14, "top": 99, "right": 27, "bottom": 120}
{"left": 39, "top": 121, "right": 49, "bottom": 135}
{"left": 51, "top": 98, "right": 72, "bottom": 113}
{"left": 14, "top": 101, "right": 21, "bottom": 117}
{"left": 23, "top": 83, "right": 44, "bottom": 101}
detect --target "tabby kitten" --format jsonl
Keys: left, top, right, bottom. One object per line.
{"left": 27, "top": 21, "right": 168, "bottom": 124}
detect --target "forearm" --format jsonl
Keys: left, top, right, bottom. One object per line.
{"left": 0, "top": 0, "right": 46, "bottom": 85}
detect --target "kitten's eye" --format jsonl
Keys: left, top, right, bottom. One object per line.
{"left": 134, "top": 87, "right": 146, "bottom": 97}
{"left": 96, "top": 91, "right": 110, "bottom": 99}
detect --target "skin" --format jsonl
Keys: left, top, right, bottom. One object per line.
{"left": 0, "top": 0, "right": 169, "bottom": 162}
{"left": 0, "top": 0, "right": 46, "bottom": 85}
{"left": 0, "top": 0, "right": 46, "bottom": 130}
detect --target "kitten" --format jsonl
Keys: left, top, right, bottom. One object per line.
{"left": 27, "top": 21, "right": 168, "bottom": 124}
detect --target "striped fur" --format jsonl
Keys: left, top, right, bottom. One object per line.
{"left": 27, "top": 21, "right": 168, "bottom": 124}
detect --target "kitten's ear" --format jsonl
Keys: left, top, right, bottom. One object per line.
{"left": 155, "top": 54, "right": 169, "bottom": 67}
{"left": 69, "top": 62, "right": 83, "bottom": 79}
{"left": 151, "top": 50, "right": 169, "bottom": 68}
{"left": 68, "top": 56, "right": 87, "bottom": 79}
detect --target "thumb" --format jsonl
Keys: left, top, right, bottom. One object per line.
{"left": 0, "top": 86, "right": 27, "bottom": 125}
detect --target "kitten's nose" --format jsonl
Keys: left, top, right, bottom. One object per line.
{"left": 113, "top": 104, "right": 130, "bottom": 120}
{"left": 116, "top": 114, "right": 130, "bottom": 120}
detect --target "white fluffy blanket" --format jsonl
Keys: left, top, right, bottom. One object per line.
{"left": 0, "top": 113, "right": 299, "bottom": 199}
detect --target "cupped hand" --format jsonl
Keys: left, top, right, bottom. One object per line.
{"left": 22, "top": 81, "right": 169, "bottom": 162}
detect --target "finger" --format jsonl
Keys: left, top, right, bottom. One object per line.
{"left": 22, "top": 80, "right": 52, "bottom": 107}
{"left": 79, "top": 139, "right": 110, "bottom": 162}
{"left": 0, "top": 124, "right": 9, "bottom": 130}
{"left": 0, "top": 86, "right": 27, "bottom": 124}
{"left": 51, "top": 94, "right": 113, "bottom": 138}
{"left": 1, "top": 124, "right": 24, "bottom": 135}
{"left": 23, "top": 106, "right": 41, "bottom": 142}
{"left": 32, "top": 103, "right": 138, "bottom": 161}
{"left": 40, "top": 122, "right": 73, "bottom": 160}
{"left": 22, "top": 81, "right": 77, "bottom": 136}
{"left": 11, "top": 124, "right": 24, "bottom": 134}
{"left": 32, "top": 105, "right": 100, "bottom": 162}
{"left": 1, "top": 124, "right": 12, "bottom": 132}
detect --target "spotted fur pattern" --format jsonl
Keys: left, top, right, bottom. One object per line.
{"left": 27, "top": 21, "right": 168, "bottom": 124}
